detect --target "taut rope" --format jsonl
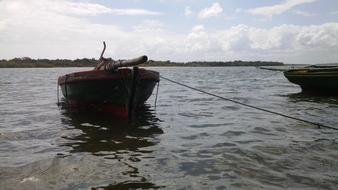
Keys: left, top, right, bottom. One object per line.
{"left": 160, "top": 76, "right": 338, "bottom": 131}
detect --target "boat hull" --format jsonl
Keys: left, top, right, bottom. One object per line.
{"left": 284, "top": 67, "right": 338, "bottom": 94}
{"left": 58, "top": 68, "right": 159, "bottom": 117}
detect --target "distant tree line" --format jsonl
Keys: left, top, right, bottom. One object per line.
{"left": 0, "top": 57, "right": 98, "bottom": 68}
{"left": 141, "top": 60, "right": 284, "bottom": 67}
{"left": 0, "top": 57, "right": 283, "bottom": 68}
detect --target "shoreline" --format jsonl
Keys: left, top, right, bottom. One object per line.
{"left": 0, "top": 59, "right": 284, "bottom": 68}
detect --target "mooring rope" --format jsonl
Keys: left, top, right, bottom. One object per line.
{"left": 57, "top": 82, "right": 60, "bottom": 106}
{"left": 154, "top": 81, "right": 160, "bottom": 110}
{"left": 160, "top": 76, "right": 338, "bottom": 131}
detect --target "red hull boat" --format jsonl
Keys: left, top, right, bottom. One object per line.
{"left": 58, "top": 42, "right": 159, "bottom": 117}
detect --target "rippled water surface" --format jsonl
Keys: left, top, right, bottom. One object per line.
{"left": 1, "top": 67, "right": 338, "bottom": 190}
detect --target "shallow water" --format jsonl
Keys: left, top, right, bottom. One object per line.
{"left": 0, "top": 67, "right": 338, "bottom": 190}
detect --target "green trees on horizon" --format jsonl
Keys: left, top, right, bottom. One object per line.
{"left": 0, "top": 57, "right": 98, "bottom": 68}
{"left": 0, "top": 57, "right": 284, "bottom": 68}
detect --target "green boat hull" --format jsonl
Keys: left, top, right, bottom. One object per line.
{"left": 284, "top": 67, "right": 338, "bottom": 94}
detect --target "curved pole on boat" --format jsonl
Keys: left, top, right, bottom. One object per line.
{"left": 110, "top": 55, "right": 148, "bottom": 70}
{"left": 95, "top": 41, "right": 107, "bottom": 70}
{"left": 100, "top": 41, "right": 106, "bottom": 60}
{"left": 95, "top": 41, "right": 148, "bottom": 70}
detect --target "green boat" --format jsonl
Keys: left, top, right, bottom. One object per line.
{"left": 284, "top": 65, "right": 338, "bottom": 94}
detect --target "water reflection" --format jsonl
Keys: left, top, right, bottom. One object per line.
{"left": 92, "top": 181, "right": 163, "bottom": 190}
{"left": 59, "top": 103, "right": 163, "bottom": 155}
{"left": 286, "top": 92, "right": 338, "bottom": 105}
{"left": 57, "top": 104, "right": 164, "bottom": 189}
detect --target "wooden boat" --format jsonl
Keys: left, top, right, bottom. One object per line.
{"left": 58, "top": 42, "right": 159, "bottom": 117}
{"left": 284, "top": 65, "right": 338, "bottom": 94}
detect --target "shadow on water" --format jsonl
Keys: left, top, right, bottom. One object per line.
{"left": 285, "top": 92, "right": 338, "bottom": 105}
{"left": 58, "top": 103, "right": 164, "bottom": 189}
{"left": 92, "top": 181, "right": 164, "bottom": 190}
{"left": 59, "top": 103, "right": 163, "bottom": 154}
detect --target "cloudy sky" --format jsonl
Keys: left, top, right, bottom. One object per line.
{"left": 0, "top": 0, "right": 338, "bottom": 64}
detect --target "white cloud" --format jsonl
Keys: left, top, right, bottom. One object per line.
{"left": 41, "top": 1, "right": 113, "bottom": 16}
{"left": 295, "top": 24, "right": 338, "bottom": 48}
{"left": 217, "top": 23, "right": 338, "bottom": 63}
{"left": 248, "top": 0, "right": 317, "bottom": 19}
{"left": 185, "top": 25, "right": 210, "bottom": 52}
{"left": 0, "top": 0, "right": 337, "bottom": 64}
{"left": 0, "top": 0, "right": 162, "bottom": 59}
{"left": 293, "top": 10, "right": 317, "bottom": 17}
{"left": 198, "top": 2, "right": 223, "bottom": 19}
{"left": 180, "top": 23, "right": 338, "bottom": 63}
{"left": 133, "top": 20, "right": 166, "bottom": 33}
{"left": 235, "top": 8, "right": 242, "bottom": 13}
{"left": 1, "top": 0, "right": 162, "bottom": 17}
{"left": 185, "top": 6, "right": 193, "bottom": 17}
{"left": 110, "top": 9, "right": 162, "bottom": 16}
{"left": 224, "top": 16, "right": 237, "bottom": 21}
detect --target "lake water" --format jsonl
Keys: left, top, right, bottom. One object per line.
{"left": 1, "top": 67, "right": 338, "bottom": 190}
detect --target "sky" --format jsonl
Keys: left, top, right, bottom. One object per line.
{"left": 0, "top": 0, "right": 338, "bottom": 64}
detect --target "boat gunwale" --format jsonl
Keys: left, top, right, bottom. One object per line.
{"left": 284, "top": 74, "right": 338, "bottom": 78}
{"left": 58, "top": 68, "right": 159, "bottom": 85}
{"left": 284, "top": 67, "right": 338, "bottom": 73}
